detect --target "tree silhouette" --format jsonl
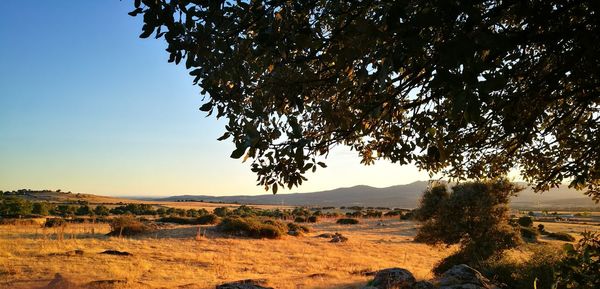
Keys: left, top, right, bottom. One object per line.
{"left": 130, "top": 0, "right": 599, "bottom": 199}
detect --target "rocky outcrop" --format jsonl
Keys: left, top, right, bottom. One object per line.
{"left": 432, "top": 265, "right": 498, "bottom": 289}
{"left": 363, "top": 265, "right": 499, "bottom": 289}
{"left": 330, "top": 233, "right": 348, "bottom": 243}
{"left": 367, "top": 268, "right": 415, "bottom": 289}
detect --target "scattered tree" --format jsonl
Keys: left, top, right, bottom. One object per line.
{"left": 414, "top": 179, "right": 522, "bottom": 274}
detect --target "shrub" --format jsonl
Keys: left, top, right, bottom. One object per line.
{"left": 336, "top": 218, "right": 359, "bottom": 225}
{"left": 307, "top": 216, "right": 318, "bottom": 223}
{"left": 287, "top": 222, "right": 310, "bottom": 233}
{"left": 546, "top": 231, "right": 575, "bottom": 242}
{"left": 555, "top": 231, "right": 600, "bottom": 289}
{"left": 44, "top": 218, "right": 66, "bottom": 228}
{"left": 32, "top": 202, "right": 50, "bottom": 216}
{"left": 517, "top": 216, "right": 534, "bottom": 227}
{"left": 480, "top": 245, "right": 564, "bottom": 289}
{"left": 294, "top": 216, "right": 306, "bottom": 223}
{"left": 217, "top": 217, "right": 285, "bottom": 239}
{"left": 197, "top": 214, "right": 220, "bottom": 225}
{"left": 158, "top": 216, "right": 197, "bottom": 224}
{"left": 520, "top": 226, "right": 539, "bottom": 242}
{"left": 108, "top": 216, "right": 151, "bottom": 237}
{"left": 213, "top": 207, "right": 230, "bottom": 217}
{"left": 538, "top": 224, "right": 545, "bottom": 233}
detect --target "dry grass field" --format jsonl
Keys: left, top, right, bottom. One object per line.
{"left": 0, "top": 219, "right": 453, "bottom": 289}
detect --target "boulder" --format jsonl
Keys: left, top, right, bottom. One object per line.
{"left": 434, "top": 265, "right": 498, "bottom": 289}
{"left": 216, "top": 279, "right": 273, "bottom": 289}
{"left": 99, "top": 250, "right": 132, "bottom": 256}
{"left": 43, "top": 273, "right": 77, "bottom": 289}
{"left": 367, "top": 268, "right": 415, "bottom": 289}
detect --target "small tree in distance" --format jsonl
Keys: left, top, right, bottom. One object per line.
{"left": 414, "top": 179, "right": 522, "bottom": 274}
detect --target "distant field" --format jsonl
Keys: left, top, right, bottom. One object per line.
{"left": 10, "top": 191, "right": 294, "bottom": 211}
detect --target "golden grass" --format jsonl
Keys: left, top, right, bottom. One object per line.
{"left": 0, "top": 219, "right": 452, "bottom": 289}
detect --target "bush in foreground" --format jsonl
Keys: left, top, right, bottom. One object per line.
{"left": 336, "top": 218, "right": 359, "bottom": 225}
{"left": 481, "top": 245, "right": 564, "bottom": 289}
{"left": 217, "top": 217, "right": 285, "bottom": 239}
{"left": 108, "top": 215, "right": 151, "bottom": 237}
{"left": 520, "top": 226, "right": 539, "bottom": 242}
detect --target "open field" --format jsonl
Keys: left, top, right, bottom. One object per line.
{"left": 2, "top": 214, "right": 597, "bottom": 289}
{"left": 1, "top": 219, "right": 452, "bottom": 289}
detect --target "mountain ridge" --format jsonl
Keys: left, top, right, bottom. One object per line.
{"left": 156, "top": 181, "right": 598, "bottom": 209}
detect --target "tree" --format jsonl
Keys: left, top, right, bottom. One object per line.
{"left": 130, "top": 1, "right": 599, "bottom": 199}
{"left": 94, "top": 205, "right": 110, "bottom": 216}
{"left": 76, "top": 205, "right": 93, "bottom": 216}
{"left": 0, "top": 197, "right": 33, "bottom": 217}
{"left": 32, "top": 202, "right": 50, "bottom": 216}
{"left": 414, "top": 179, "right": 522, "bottom": 274}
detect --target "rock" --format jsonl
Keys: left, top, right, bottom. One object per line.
{"left": 85, "top": 279, "right": 127, "bottom": 289}
{"left": 43, "top": 273, "right": 77, "bottom": 289}
{"left": 368, "top": 268, "right": 415, "bottom": 289}
{"left": 99, "top": 250, "right": 132, "bottom": 256}
{"left": 376, "top": 221, "right": 386, "bottom": 226}
{"left": 330, "top": 233, "right": 348, "bottom": 243}
{"left": 216, "top": 279, "right": 272, "bottom": 289}
{"left": 287, "top": 230, "right": 301, "bottom": 236}
{"left": 316, "top": 233, "right": 334, "bottom": 238}
{"left": 307, "top": 273, "right": 331, "bottom": 278}
{"left": 434, "top": 264, "right": 498, "bottom": 289}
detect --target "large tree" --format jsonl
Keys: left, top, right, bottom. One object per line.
{"left": 129, "top": 0, "right": 599, "bottom": 199}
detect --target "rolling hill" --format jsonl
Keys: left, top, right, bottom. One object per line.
{"left": 157, "top": 181, "right": 599, "bottom": 209}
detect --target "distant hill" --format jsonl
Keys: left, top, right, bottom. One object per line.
{"left": 158, "top": 181, "right": 429, "bottom": 208}
{"left": 158, "top": 181, "right": 599, "bottom": 209}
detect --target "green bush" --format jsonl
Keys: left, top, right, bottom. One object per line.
{"left": 294, "top": 216, "right": 306, "bottom": 223}
{"left": 547, "top": 231, "right": 575, "bottom": 242}
{"left": 555, "top": 231, "right": 599, "bottom": 289}
{"left": 517, "top": 216, "right": 533, "bottom": 227}
{"left": 158, "top": 216, "right": 197, "bottom": 224}
{"left": 336, "top": 218, "right": 359, "bottom": 225}
{"left": 287, "top": 222, "right": 310, "bottom": 233}
{"left": 217, "top": 217, "right": 285, "bottom": 239}
{"left": 520, "top": 226, "right": 539, "bottom": 242}
{"left": 108, "top": 215, "right": 151, "bottom": 237}
{"left": 481, "top": 246, "right": 564, "bottom": 289}
{"left": 197, "top": 214, "right": 220, "bottom": 225}
{"left": 44, "top": 218, "right": 66, "bottom": 228}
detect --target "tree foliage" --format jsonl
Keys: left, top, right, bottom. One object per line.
{"left": 414, "top": 179, "right": 522, "bottom": 273}
{"left": 130, "top": 0, "right": 599, "bottom": 198}
{"left": 555, "top": 231, "right": 600, "bottom": 289}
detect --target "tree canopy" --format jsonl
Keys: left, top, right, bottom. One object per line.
{"left": 130, "top": 0, "right": 599, "bottom": 199}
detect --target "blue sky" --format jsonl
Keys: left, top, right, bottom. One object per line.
{"left": 0, "top": 1, "right": 429, "bottom": 196}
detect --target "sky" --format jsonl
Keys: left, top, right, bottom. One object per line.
{"left": 0, "top": 1, "right": 431, "bottom": 196}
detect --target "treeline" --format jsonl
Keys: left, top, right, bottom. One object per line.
{"left": 0, "top": 198, "right": 210, "bottom": 219}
